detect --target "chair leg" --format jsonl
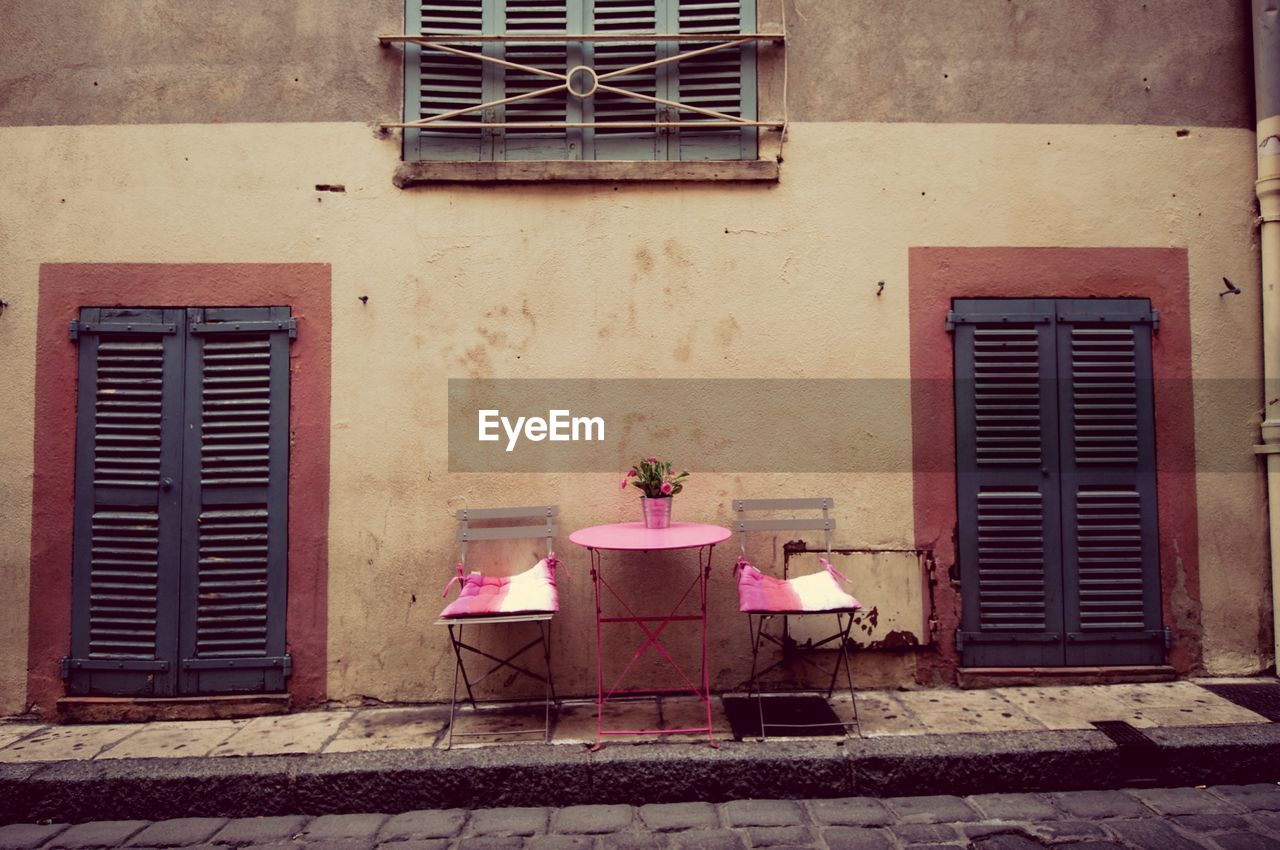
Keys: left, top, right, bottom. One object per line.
{"left": 746, "top": 614, "right": 768, "bottom": 742}
{"left": 539, "top": 620, "right": 555, "bottom": 744}
{"left": 442, "top": 618, "right": 557, "bottom": 747}
{"left": 830, "top": 613, "right": 860, "bottom": 735}
{"left": 446, "top": 624, "right": 463, "bottom": 750}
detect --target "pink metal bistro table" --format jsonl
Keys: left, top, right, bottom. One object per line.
{"left": 569, "top": 521, "right": 731, "bottom": 749}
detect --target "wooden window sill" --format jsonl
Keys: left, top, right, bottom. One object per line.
{"left": 393, "top": 159, "right": 780, "bottom": 187}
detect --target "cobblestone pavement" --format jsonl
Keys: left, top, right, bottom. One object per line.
{"left": 1, "top": 784, "right": 1278, "bottom": 850}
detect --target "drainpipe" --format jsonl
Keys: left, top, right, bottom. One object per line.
{"left": 1254, "top": 0, "right": 1280, "bottom": 675}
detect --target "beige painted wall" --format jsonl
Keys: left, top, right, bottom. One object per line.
{"left": 0, "top": 120, "right": 1267, "bottom": 713}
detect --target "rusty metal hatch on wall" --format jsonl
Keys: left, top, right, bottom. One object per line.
{"left": 780, "top": 542, "right": 937, "bottom": 652}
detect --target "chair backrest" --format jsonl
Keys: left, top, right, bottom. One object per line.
{"left": 455, "top": 505, "right": 559, "bottom": 566}
{"left": 732, "top": 497, "right": 836, "bottom": 556}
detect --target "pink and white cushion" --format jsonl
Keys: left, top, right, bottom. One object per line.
{"left": 735, "top": 557, "right": 861, "bottom": 614}
{"left": 439, "top": 557, "right": 559, "bottom": 619}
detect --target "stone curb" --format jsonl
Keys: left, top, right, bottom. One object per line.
{"left": 3, "top": 724, "right": 1279, "bottom": 825}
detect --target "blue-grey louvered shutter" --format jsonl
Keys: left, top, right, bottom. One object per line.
{"left": 953, "top": 299, "right": 1065, "bottom": 667}
{"left": 67, "top": 308, "right": 185, "bottom": 696}
{"left": 178, "top": 307, "right": 292, "bottom": 694}
{"left": 407, "top": 0, "right": 489, "bottom": 161}
{"left": 1055, "top": 300, "right": 1164, "bottom": 665}
{"left": 587, "top": 0, "right": 664, "bottom": 160}
{"left": 500, "top": 0, "right": 581, "bottom": 159}
{"left": 672, "top": 0, "right": 756, "bottom": 160}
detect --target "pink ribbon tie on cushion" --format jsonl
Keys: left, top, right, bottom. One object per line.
{"left": 733, "top": 555, "right": 751, "bottom": 578}
{"left": 441, "top": 561, "right": 467, "bottom": 597}
{"left": 820, "top": 557, "right": 851, "bottom": 585}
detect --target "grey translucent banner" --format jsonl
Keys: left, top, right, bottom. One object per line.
{"left": 447, "top": 379, "right": 1262, "bottom": 473}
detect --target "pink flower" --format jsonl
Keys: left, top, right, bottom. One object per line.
{"left": 619, "top": 479, "right": 628, "bottom": 490}
{"left": 660, "top": 482, "right": 674, "bottom": 495}
{"left": 626, "top": 468, "right": 637, "bottom": 477}
{"left": 645, "top": 456, "right": 659, "bottom": 463}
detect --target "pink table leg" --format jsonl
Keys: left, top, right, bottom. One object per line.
{"left": 589, "top": 544, "right": 718, "bottom": 750}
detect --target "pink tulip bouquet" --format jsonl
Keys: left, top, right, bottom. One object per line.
{"left": 621, "top": 456, "right": 690, "bottom": 498}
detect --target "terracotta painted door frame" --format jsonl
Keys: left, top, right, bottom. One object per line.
{"left": 28, "top": 264, "right": 331, "bottom": 717}
{"left": 909, "top": 247, "right": 1201, "bottom": 682}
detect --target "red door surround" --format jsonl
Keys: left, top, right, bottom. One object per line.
{"left": 28, "top": 264, "right": 331, "bottom": 717}
{"left": 908, "top": 247, "right": 1201, "bottom": 682}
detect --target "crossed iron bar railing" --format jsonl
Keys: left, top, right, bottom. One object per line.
{"left": 378, "top": 31, "right": 786, "bottom": 130}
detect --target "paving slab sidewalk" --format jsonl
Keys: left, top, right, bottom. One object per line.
{"left": 0, "top": 680, "right": 1270, "bottom": 764}
{"left": 1, "top": 680, "right": 1277, "bottom": 824}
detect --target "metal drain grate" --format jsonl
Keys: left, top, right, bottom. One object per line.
{"left": 1091, "top": 720, "right": 1162, "bottom": 787}
{"left": 723, "top": 695, "right": 846, "bottom": 740}
{"left": 1201, "top": 683, "right": 1280, "bottom": 722}
{"left": 1092, "top": 720, "right": 1158, "bottom": 748}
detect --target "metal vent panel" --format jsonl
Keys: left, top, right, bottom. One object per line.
{"left": 1075, "top": 486, "right": 1145, "bottom": 630}
{"left": 88, "top": 510, "right": 160, "bottom": 658}
{"left": 972, "top": 325, "right": 1043, "bottom": 466}
{"left": 976, "top": 487, "right": 1047, "bottom": 631}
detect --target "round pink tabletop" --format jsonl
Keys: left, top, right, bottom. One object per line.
{"left": 569, "top": 522, "right": 731, "bottom": 551}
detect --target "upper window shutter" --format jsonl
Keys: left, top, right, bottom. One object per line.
{"left": 1054, "top": 299, "right": 1163, "bottom": 665}
{"left": 67, "top": 308, "right": 186, "bottom": 696}
{"left": 672, "top": 0, "right": 756, "bottom": 161}
{"left": 953, "top": 299, "right": 1065, "bottom": 667}
{"left": 408, "top": 0, "right": 488, "bottom": 161}
{"left": 587, "top": 0, "right": 663, "bottom": 160}
{"left": 178, "top": 307, "right": 292, "bottom": 694}
{"left": 500, "top": 0, "right": 579, "bottom": 160}
{"left": 407, "top": 0, "right": 756, "bottom": 162}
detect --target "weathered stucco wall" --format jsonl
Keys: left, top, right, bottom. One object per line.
{"left": 0, "top": 120, "right": 1266, "bottom": 713}
{"left": 0, "top": 0, "right": 1254, "bottom": 129}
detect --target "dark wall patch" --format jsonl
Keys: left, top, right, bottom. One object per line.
{"left": 0, "top": 0, "right": 404, "bottom": 127}
{"left": 0, "top": 0, "right": 1255, "bottom": 129}
{"left": 783, "top": 0, "right": 1253, "bottom": 128}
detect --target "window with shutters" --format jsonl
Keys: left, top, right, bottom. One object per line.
{"left": 392, "top": 0, "right": 768, "bottom": 164}
{"left": 65, "top": 306, "right": 293, "bottom": 697}
{"left": 951, "top": 298, "right": 1165, "bottom": 668}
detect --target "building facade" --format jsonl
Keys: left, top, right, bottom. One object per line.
{"left": 0, "top": 0, "right": 1272, "bottom": 719}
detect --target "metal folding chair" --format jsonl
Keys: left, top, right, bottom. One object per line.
{"left": 732, "top": 497, "right": 862, "bottom": 740}
{"left": 436, "top": 504, "right": 560, "bottom": 748}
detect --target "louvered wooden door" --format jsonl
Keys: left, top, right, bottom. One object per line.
{"left": 953, "top": 298, "right": 1163, "bottom": 667}
{"left": 67, "top": 307, "right": 292, "bottom": 696}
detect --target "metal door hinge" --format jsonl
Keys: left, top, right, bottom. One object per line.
{"left": 182, "top": 655, "right": 292, "bottom": 673}
{"left": 69, "top": 321, "right": 177, "bottom": 340}
{"left": 61, "top": 657, "right": 169, "bottom": 675}
{"left": 191, "top": 318, "right": 297, "bottom": 339}
{"left": 954, "top": 629, "right": 963, "bottom": 651}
